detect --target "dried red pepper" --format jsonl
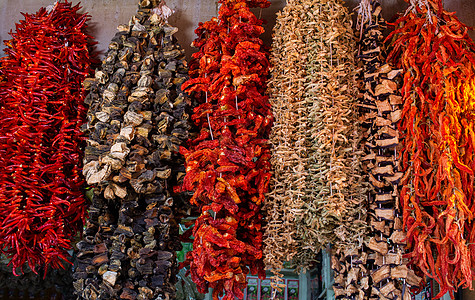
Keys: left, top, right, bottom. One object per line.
{"left": 0, "top": 1, "right": 95, "bottom": 274}
{"left": 387, "top": 0, "right": 475, "bottom": 297}
{"left": 179, "top": 0, "right": 272, "bottom": 299}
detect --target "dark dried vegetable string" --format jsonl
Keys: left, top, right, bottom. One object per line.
{"left": 356, "top": 1, "right": 422, "bottom": 299}
{"left": 0, "top": 0, "right": 95, "bottom": 274}
{"left": 73, "top": 1, "right": 190, "bottom": 299}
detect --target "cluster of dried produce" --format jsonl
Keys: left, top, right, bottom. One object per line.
{"left": 387, "top": 0, "right": 475, "bottom": 297}
{"left": 73, "top": 1, "right": 189, "bottom": 299}
{"left": 286, "top": 1, "right": 368, "bottom": 298}
{"left": 180, "top": 0, "right": 272, "bottom": 298}
{"left": 297, "top": 0, "right": 367, "bottom": 258}
{"left": 263, "top": 0, "right": 307, "bottom": 288}
{"left": 0, "top": 1, "right": 94, "bottom": 273}
{"left": 356, "top": 1, "right": 422, "bottom": 299}
{"left": 265, "top": 0, "right": 369, "bottom": 297}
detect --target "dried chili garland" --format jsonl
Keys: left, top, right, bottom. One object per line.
{"left": 180, "top": 0, "right": 272, "bottom": 298}
{"left": 0, "top": 1, "right": 94, "bottom": 273}
{"left": 73, "top": 1, "right": 188, "bottom": 299}
{"left": 356, "top": 1, "right": 422, "bottom": 299}
{"left": 387, "top": 0, "right": 475, "bottom": 297}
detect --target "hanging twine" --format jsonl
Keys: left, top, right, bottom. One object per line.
{"left": 405, "top": 0, "right": 434, "bottom": 24}
{"left": 152, "top": 0, "right": 175, "bottom": 20}
{"left": 46, "top": 1, "right": 58, "bottom": 13}
{"left": 356, "top": 0, "right": 372, "bottom": 35}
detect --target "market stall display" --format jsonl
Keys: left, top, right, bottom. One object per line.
{"left": 0, "top": 0, "right": 95, "bottom": 273}
{"left": 180, "top": 0, "right": 273, "bottom": 298}
{"left": 356, "top": 1, "right": 422, "bottom": 299}
{"left": 73, "top": 1, "right": 190, "bottom": 299}
{"left": 387, "top": 0, "right": 475, "bottom": 298}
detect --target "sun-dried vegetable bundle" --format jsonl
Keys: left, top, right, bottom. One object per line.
{"left": 289, "top": 0, "right": 367, "bottom": 266}
{"left": 279, "top": 0, "right": 369, "bottom": 298}
{"left": 73, "top": 1, "right": 189, "bottom": 299}
{"left": 0, "top": 1, "right": 94, "bottom": 273}
{"left": 263, "top": 0, "right": 307, "bottom": 287}
{"left": 356, "top": 1, "right": 422, "bottom": 299}
{"left": 387, "top": 0, "right": 475, "bottom": 297}
{"left": 180, "top": 0, "right": 272, "bottom": 299}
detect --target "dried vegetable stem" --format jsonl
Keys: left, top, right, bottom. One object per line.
{"left": 0, "top": 1, "right": 94, "bottom": 273}
{"left": 387, "top": 0, "right": 475, "bottom": 298}
{"left": 300, "top": 0, "right": 370, "bottom": 298}
{"left": 264, "top": 0, "right": 307, "bottom": 288}
{"left": 356, "top": 1, "right": 422, "bottom": 299}
{"left": 292, "top": 0, "right": 367, "bottom": 266}
{"left": 180, "top": 0, "right": 272, "bottom": 299}
{"left": 73, "top": 1, "right": 189, "bottom": 299}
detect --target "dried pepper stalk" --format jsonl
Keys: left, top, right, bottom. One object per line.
{"left": 387, "top": 0, "right": 475, "bottom": 297}
{"left": 180, "top": 0, "right": 272, "bottom": 298}
{"left": 0, "top": 1, "right": 94, "bottom": 273}
{"left": 356, "top": 1, "right": 422, "bottom": 299}
{"left": 73, "top": 1, "right": 189, "bottom": 299}
{"left": 264, "top": 0, "right": 307, "bottom": 288}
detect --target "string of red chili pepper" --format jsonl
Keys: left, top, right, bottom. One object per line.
{"left": 387, "top": 0, "right": 475, "bottom": 297}
{"left": 0, "top": 1, "right": 95, "bottom": 274}
{"left": 179, "top": 0, "right": 272, "bottom": 299}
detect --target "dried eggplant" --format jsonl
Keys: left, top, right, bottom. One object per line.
{"left": 74, "top": 2, "right": 190, "bottom": 299}
{"left": 356, "top": 1, "right": 421, "bottom": 299}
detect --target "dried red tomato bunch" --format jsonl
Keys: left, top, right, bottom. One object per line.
{"left": 0, "top": 1, "right": 95, "bottom": 274}
{"left": 180, "top": 0, "right": 272, "bottom": 298}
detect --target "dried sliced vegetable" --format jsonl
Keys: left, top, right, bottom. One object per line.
{"left": 387, "top": 0, "right": 475, "bottom": 297}
{"left": 356, "top": 1, "right": 422, "bottom": 299}
{"left": 296, "top": 0, "right": 367, "bottom": 260}
{"left": 264, "top": 0, "right": 307, "bottom": 288}
{"left": 265, "top": 0, "right": 368, "bottom": 297}
{"left": 296, "top": 0, "right": 369, "bottom": 298}
{"left": 0, "top": 1, "right": 94, "bottom": 273}
{"left": 73, "top": 1, "right": 189, "bottom": 299}
{"left": 180, "top": 0, "right": 272, "bottom": 299}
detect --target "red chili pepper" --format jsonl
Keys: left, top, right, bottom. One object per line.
{"left": 387, "top": 0, "right": 475, "bottom": 297}
{"left": 0, "top": 1, "right": 96, "bottom": 273}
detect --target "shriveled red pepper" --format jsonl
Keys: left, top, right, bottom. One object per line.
{"left": 387, "top": 0, "right": 475, "bottom": 297}
{"left": 0, "top": 1, "right": 95, "bottom": 274}
{"left": 179, "top": 0, "right": 272, "bottom": 299}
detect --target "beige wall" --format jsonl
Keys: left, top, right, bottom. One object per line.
{"left": 0, "top": 0, "right": 474, "bottom": 59}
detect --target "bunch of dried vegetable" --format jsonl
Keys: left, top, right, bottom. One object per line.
{"left": 356, "top": 1, "right": 422, "bottom": 299}
{"left": 180, "top": 0, "right": 272, "bottom": 299}
{"left": 387, "top": 0, "right": 475, "bottom": 297}
{"left": 0, "top": 1, "right": 94, "bottom": 273}
{"left": 264, "top": 0, "right": 307, "bottom": 288}
{"left": 265, "top": 0, "right": 368, "bottom": 297}
{"left": 297, "top": 0, "right": 367, "bottom": 255}
{"left": 293, "top": 0, "right": 369, "bottom": 298}
{"left": 73, "top": 1, "right": 190, "bottom": 299}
